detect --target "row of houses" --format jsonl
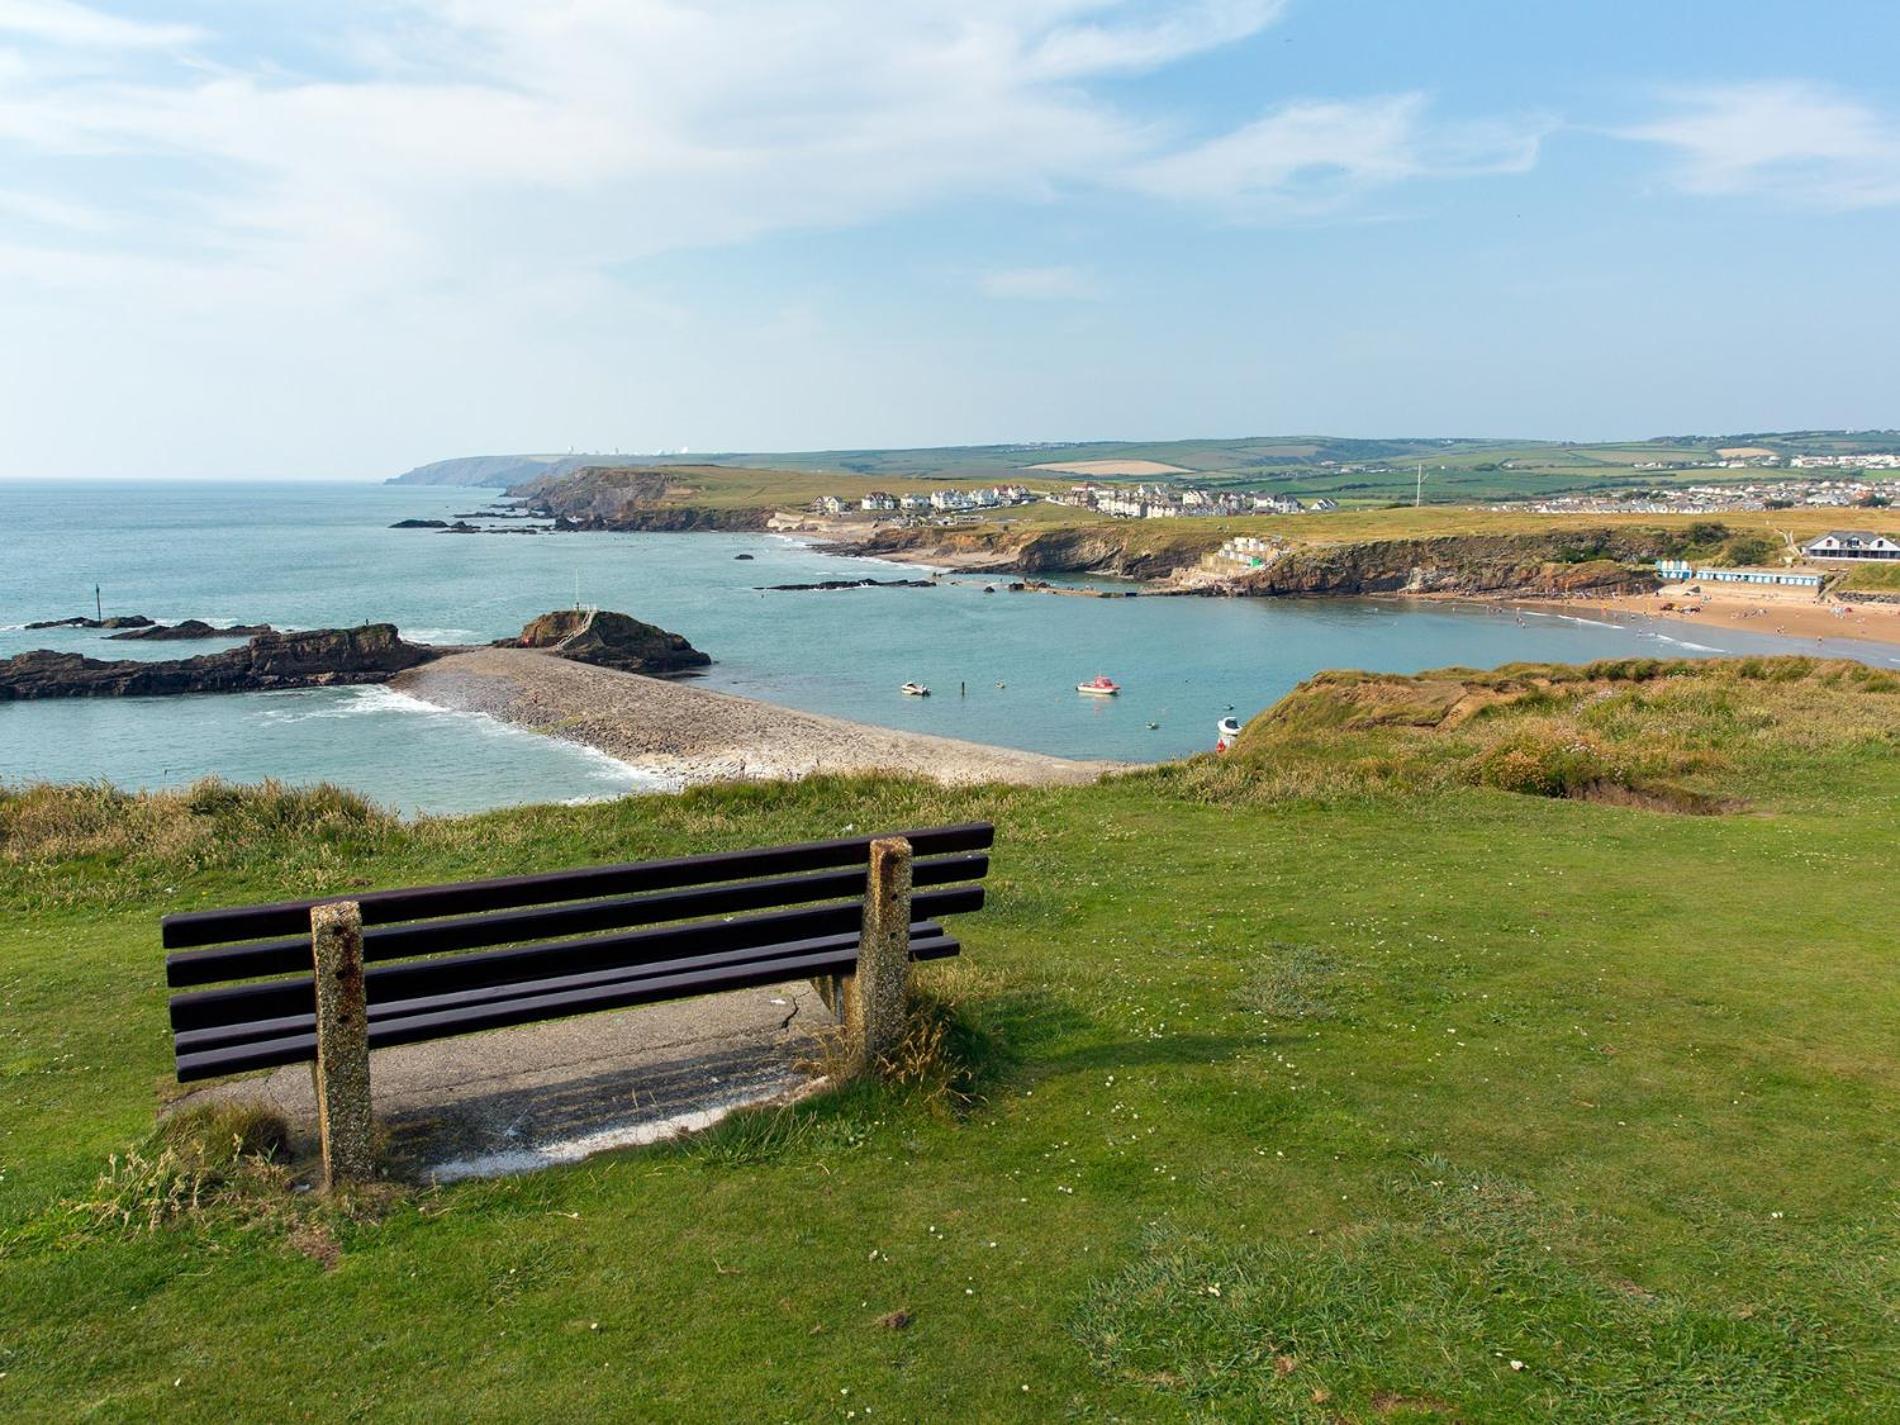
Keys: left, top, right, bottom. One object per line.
{"left": 812, "top": 485, "right": 1035, "bottom": 517}
{"left": 1791, "top": 453, "right": 1900, "bottom": 470}
{"left": 1066, "top": 483, "right": 1337, "bottom": 520}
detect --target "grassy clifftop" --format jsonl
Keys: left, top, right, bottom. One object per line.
{"left": 4, "top": 660, "right": 1900, "bottom": 1420}
{"left": 1180, "top": 656, "right": 1900, "bottom": 811}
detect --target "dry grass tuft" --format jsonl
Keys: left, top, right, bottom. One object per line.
{"left": 65, "top": 1103, "right": 294, "bottom": 1235}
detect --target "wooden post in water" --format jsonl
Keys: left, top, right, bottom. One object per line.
{"left": 310, "top": 901, "right": 375, "bottom": 1189}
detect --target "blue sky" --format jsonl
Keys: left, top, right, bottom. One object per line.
{"left": 0, "top": 0, "right": 1896, "bottom": 478}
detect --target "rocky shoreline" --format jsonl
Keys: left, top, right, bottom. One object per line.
{"left": 0, "top": 609, "right": 715, "bottom": 699}
{"left": 0, "top": 624, "right": 437, "bottom": 700}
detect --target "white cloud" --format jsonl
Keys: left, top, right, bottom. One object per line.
{"left": 979, "top": 264, "right": 1100, "bottom": 300}
{"left": 0, "top": 0, "right": 197, "bottom": 49}
{"left": 0, "top": 1, "right": 1552, "bottom": 292}
{"left": 1025, "top": 0, "right": 1287, "bottom": 79}
{"left": 0, "top": 1, "right": 1556, "bottom": 474}
{"left": 1620, "top": 82, "right": 1900, "bottom": 209}
{"left": 1130, "top": 94, "right": 1546, "bottom": 215}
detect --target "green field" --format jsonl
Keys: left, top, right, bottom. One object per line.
{"left": 599, "top": 430, "right": 1900, "bottom": 507}
{"left": 4, "top": 658, "right": 1899, "bottom": 1420}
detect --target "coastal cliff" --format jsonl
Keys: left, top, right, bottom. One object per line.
{"left": 0, "top": 625, "right": 437, "bottom": 700}
{"left": 509, "top": 466, "right": 774, "bottom": 531}
{"left": 832, "top": 523, "right": 1218, "bottom": 578}
{"left": 839, "top": 523, "right": 1702, "bottom": 596}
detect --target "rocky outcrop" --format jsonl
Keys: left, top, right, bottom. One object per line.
{"left": 509, "top": 466, "right": 776, "bottom": 532}
{"left": 1225, "top": 534, "right": 1674, "bottom": 597}
{"left": 25, "top": 614, "right": 156, "bottom": 631}
{"left": 106, "top": 619, "right": 272, "bottom": 641}
{"left": 759, "top": 578, "right": 935, "bottom": 591}
{"left": 507, "top": 610, "right": 712, "bottom": 676}
{"left": 0, "top": 625, "right": 438, "bottom": 700}
{"left": 835, "top": 524, "right": 1223, "bottom": 579}
{"left": 391, "top": 518, "right": 450, "bottom": 528}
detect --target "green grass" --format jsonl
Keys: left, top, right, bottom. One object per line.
{"left": 3, "top": 660, "right": 1899, "bottom": 1420}
{"left": 1837, "top": 562, "right": 1900, "bottom": 594}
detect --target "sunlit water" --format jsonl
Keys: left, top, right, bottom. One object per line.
{"left": 3, "top": 480, "right": 1891, "bottom": 814}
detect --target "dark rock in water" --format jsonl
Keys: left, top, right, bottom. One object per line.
{"left": 0, "top": 625, "right": 438, "bottom": 700}
{"left": 757, "top": 578, "right": 935, "bottom": 592}
{"left": 391, "top": 518, "right": 450, "bottom": 529}
{"left": 506, "top": 609, "right": 711, "bottom": 677}
{"left": 734, "top": 553, "right": 755, "bottom": 560}
{"left": 106, "top": 619, "right": 273, "bottom": 641}
{"left": 432, "top": 520, "right": 543, "bottom": 534}
{"left": 25, "top": 614, "right": 156, "bottom": 630}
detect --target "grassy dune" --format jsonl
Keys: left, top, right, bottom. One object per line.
{"left": 3, "top": 659, "right": 1899, "bottom": 1420}
{"left": 1838, "top": 562, "right": 1900, "bottom": 594}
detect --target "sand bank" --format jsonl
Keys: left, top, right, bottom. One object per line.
{"left": 1512, "top": 586, "right": 1900, "bottom": 649}
{"left": 392, "top": 648, "right": 1117, "bottom": 788}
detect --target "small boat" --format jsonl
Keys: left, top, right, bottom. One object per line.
{"left": 901, "top": 681, "right": 931, "bottom": 697}
{"left": 1076, "top": 675, "right": 1121, "bottom": 696}
{"left": 1217, "top": 716, "right": 1242, "bottom": 739}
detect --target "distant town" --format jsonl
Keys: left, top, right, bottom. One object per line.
{"left": 812, "top": 481, "right": 1340, "bottom": 522}
{"left": 1505, "top": 476, "right": 1899, "bottom": 517}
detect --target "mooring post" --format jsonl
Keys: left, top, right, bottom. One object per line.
{"left": 310, "top": 900, "right": 374, "bottom": 1189}
{"left": 850, "top": 836, "right": 913, "bottom": 1075}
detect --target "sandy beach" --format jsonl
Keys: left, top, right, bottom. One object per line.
{"left": 1513, "top": 585, "right": 1900, "bottom": 648}
{"left": 392, "top": 647, "right": 1118, "bottom": 788}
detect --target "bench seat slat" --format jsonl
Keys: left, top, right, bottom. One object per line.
{"left": 169, "top": 885, "right": 983, "bottom": 1033}
{"left": 174, "top": 935, "right": 961, "bottom": 1082}
{"left": 172, "top": 921, "right": 952, "bottom": 1053}
{"left": 164, "top": 852, "right": 987, "bottom": 988}
{"left": 162, "top": 822, "right": 994, "bottom": 949}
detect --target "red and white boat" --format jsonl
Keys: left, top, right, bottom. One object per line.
{"left": 1076, "top": 674, "right": 1121, "bottom": 696}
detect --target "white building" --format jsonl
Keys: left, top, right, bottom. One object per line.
{"left": 1802, "top": 530, "right": 1900, "bottom": 561}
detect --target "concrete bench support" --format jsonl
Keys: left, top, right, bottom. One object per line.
{"left": 815, "top": 837, "right": 913, "bottom": 1076}
{"left": 310, "top": 900, "right": 375, "bottom": 1188}
{"left": 856, "top": 836, "right": 913, "bottom": 1069}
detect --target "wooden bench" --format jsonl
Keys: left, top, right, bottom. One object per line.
{"left": 162, "top": 823, "right": 993, "bottom": 1186}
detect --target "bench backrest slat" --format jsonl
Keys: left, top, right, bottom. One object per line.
{"left": 162, "top": 822, "right": 994, "bottom": 949}
{"left": 165, "top": 851, "right": 987, "bottom": 988}
{"left": 173, "top": 921, "right": 956, "bottom": 1053}
{"left": 169, "top": 885, "right": 985, "bottom": 1031}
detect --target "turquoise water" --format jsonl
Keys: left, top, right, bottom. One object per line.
{"left": 4, "top": 480, "right": 1893, "bottom": 814}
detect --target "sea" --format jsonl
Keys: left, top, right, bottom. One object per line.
{"left": 3, "top": 480, "right": 1893, "bottom": 816}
